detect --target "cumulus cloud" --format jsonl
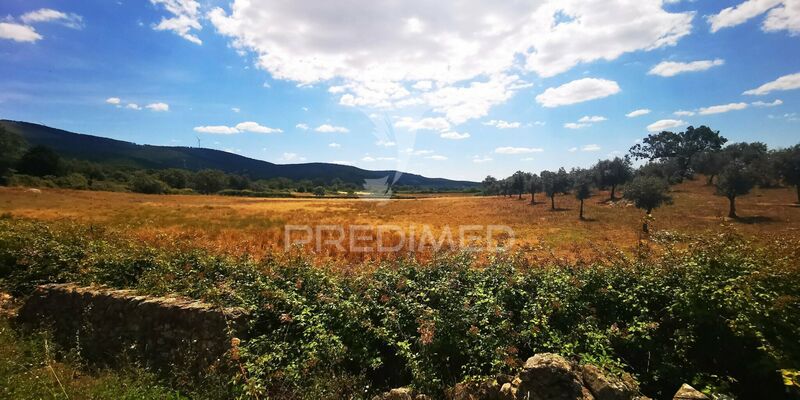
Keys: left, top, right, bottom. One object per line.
{"left": 648, "top": 59, "right": 724, "bottom": 77}
{"left": 126, "top": 103, "right": 142, "bottom": 110}
{"left": 483, "top": 120, "right": 521, "bottom": 129}
{"left": 472, "top": 156, "right": 493, "bottom": 163}
{"left": 375, "top": 139, "right": 396, "bottom": 147}
{"left": 752, "top": 99, "right": 783, "bottom": 107}
{"left": 329, "top": 142, "right": 341, "bottom": 148}
{"left": 698, "top": 102, "right": 748, "bottom": 115}
{"left": 280, "top": 152, "right": 306, "bottom": 162}
{"left": 231, "top": 107, "right": 240, "bottom": 113}
{"left": 578, "top": 115, "right": 607, "bottom": 123}
{"left": 626, "top": 109, "right": 651, "bottom": 118}
{"left": 495, "top": 146, "right": 544, "bottom": 154}
{"left": 673, "top": 110, "right": 695, "bottom": 116}
{"left": 581, "top": 144, "right": 602, "bottom": 152}
{"left": 315, "top": 124, "right": 349, "bottom": 133}
{"left": 0, "top": 22, "right": 42, "bottom": 42}
{"left": 440, "top": 131, "right": 471, "bottom": 140}
{"left": 564, "top": 123, "right": 590, "bottom": 129}
{"left": 295, "top": 123, "right": 309, "bottom": 130}
{"left": 536, "top": 78, "right": 621, "bottom": 107}
{"left": 151, "top": 0, "right": 202, "bottom": 44}
{"left": 647, "top": 119, "right": 686, "bottom": 132}
{"left": 105, "top": 97, "right": 121, "bottom": 105}
{"left": 194, "top": 121, "right": 282, "bottom": 134}
{"left": 743, "top": 72, "right": 800, "bottom": 95}
{"left": 21, "top": 8, "right": 84, "bottom": 29}
{"left": 194, "top": 125, "right": 240, "bottom": 134}
{"left": 236, "top": 121, "right": 282, "bottom": 133}
{"left": 394, "top": 117, "right": 451, "bottom": 132}
{"left": 426, "top": 155, "right": 448, "bottom": 161}
{"left": 145, "top": 102, "right": 170, "bottom": 112}
{"left": 708, "top": 0, "right": 799, "bottom": 35}
{"left": 208, "top": 0, "right": 691, "bottom": 123}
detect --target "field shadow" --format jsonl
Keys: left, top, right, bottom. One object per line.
{"left": 548, "top": 207, "right": 570, "bottom": 212}
{"left": 732, "top": 215, "right": 776, "bottom": 224}
{"left": 579, "top": 217, "right": 598, "bottom": 222}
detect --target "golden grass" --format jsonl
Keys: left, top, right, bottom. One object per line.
{"left": 1, "top": 178, "right": 798, "bottom": 262}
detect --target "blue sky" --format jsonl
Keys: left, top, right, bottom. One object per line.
{"left": 1, "top": 0, "right": 798, "bottom": 181}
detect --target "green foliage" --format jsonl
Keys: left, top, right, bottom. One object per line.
{"left": 1, "top": 219, "right": 798, "bottom": 399}
{"left": 630, "top": 125, "right": 727, "bottom": 178}
{"left": 16, "top": 145, "right": 63, "bottom": 177}
{"left": 0, "top": 126, "right": 27, "bottom": 180}
{"left": 624, "top": 176, "right": 672, "bottom": 214}
{"left": 192, "top": 169, "right": 229, "bottom": 194}
{"left": 130, "top": 173, "right": 168, "bottom": 194}
{"left": 592, "top": 157, "right": 632, "bottom": 200}
{"left": 313, "top": 186, "right": 326, "bottom": 197}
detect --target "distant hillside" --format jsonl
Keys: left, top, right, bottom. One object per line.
{"left": 1, "top": 120, "right": 478, "bottom": 189}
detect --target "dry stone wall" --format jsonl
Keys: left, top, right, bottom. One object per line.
{"left": 15, "top": 284, "right": 247, "bottom": 375}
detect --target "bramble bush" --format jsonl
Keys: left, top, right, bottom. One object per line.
{"left": 0, "top": 218, "right": 798, "bottom": 399}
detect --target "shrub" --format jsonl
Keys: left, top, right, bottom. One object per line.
{"left": 130, "top": 173, "right": 168, "bottom": 194}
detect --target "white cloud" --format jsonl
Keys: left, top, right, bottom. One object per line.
{"left": 150, "top": 0, "right": 202, "bottom": 44}
{"left": 483, "top": 119, "right": 521, "bottom": 129}
{"left": 536, "top": 78, "right": 621, "bottom": 107}
{"left": 673, "top": 110, "right": 695, "bottom": 116}
{"left": 194, "top": 121, "right": 281, "bottom": 134}
{"left": 0, "top": 22, "right": 41, "bottom": 42}
{"left": 648, "top": 59, "right": 724, "bottom": 77}
{"left": 752, "top": 99, "right": 783, "bottom": 107}
{"left": 315, "top": 124, "right": 349, "bottom": 133}
{"left": 472, "top": 156, "right": 493, "bottom": 163}
{"left": 361, "top": 156, "right": 396, "bottom": 162}
{"left": 236, "top": 121, "right": 282, "bottom": 133}
{"left": 208, "top": 0, "right": 692, "bottom": 123}
{"left": 194, "top": 125, "right": 240, "bottom": 134}
{"left": 647, "top": 119, "right": 686, "bottom": 132}
{"left": 440, "top": 131, "right": 471, "bottom": 140}
{"left": 626, "top": 109, "right": 651, "bottom": 118}
{"left": 743, "top": 72, "right": 800, "bottom": 95}
{"left": 495, "top": 146, "right": 544, "bottom": 154}
{"left": 145, "top": 102, "right": 170, "bottom": 112}
{"left": 698, "top": 102, "right": 748, "bottom": 115}
{"left": 331, "top": 160, "right": 354, "bottom": 165}
{"left": 581, "top": 144, "right": 602, "bottom": 152}
{"left": 426, "top": 155, "right": 448, "bottom": 161}
{"left": 568, "top": 147, "right": 578, "bottom": 152}
{"left": 328, "top": 142, "right": 341, "bottom": 148}
{"left": 564, "top": 122, "right": 590, "bottom": 129}
{"left": 707, "top": 0, "right": 799, "bottom": 35}
{"left": 231, "top": 107, "right": 241, "bottom": 113}
{"left": 412, "top": 81, "right": 433, "bottom": 91}
{"left": 21, "top": 8, "right": 83, "bottom": 29}
{"left": 126, "top": 103, "right": 142, "bottom": 110}
{"left": 375, "top": 139, "right": 396, "bottom": 147}
{"left": 105, "top": 97, "right": 121, "bottom": 105}
{"left": 280, "top": 152, "right": 306, "bottom": 162}
{"left": 578, "top": 115, "right": 607, "bottom": 123}
{"left": 402, "top": 148, "right": 435, "bottom": 156}
{"left": 394, "top": 117, "right": 450, "bottom": 132}
{"left": 295, "top": 123, "right": 309, "bottom": 130}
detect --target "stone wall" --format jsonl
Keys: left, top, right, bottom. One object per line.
{"left": 15, "top": 284, "right": 247, "bottom": 376}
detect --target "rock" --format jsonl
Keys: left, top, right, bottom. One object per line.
{"left": 517, "top": 353, "right": 590, "bottom": 400}
{"left": 672, "top": 384, "right": 709, "bottom": 400}
{"left": 581, "top": 364, "right": 637, "bottom": 400}
{"left": 373, "top": 387, "right": 415, "bottom": 400}
{"left": 447, "top": 379, "right": 502, "bottom": 400}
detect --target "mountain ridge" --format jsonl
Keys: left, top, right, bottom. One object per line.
{"left": 0, "top": 120, "right": 478, "bottom": 189}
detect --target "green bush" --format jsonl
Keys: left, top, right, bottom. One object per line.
{"left": 0, "top": 219, "right": 798, "bottom": 399}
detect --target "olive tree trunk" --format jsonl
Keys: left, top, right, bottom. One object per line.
{"left": 728, "top": 196, "right": 737, "bottom": 218}
{"left": 550, "top": 195, "right": 555, "bottom": 210}
{"left": 579, "top": 199, "right": 584, "bottom": 220}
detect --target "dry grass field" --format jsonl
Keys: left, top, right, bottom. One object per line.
{"left": 0, "top": 178, "right": 798, "bottom": 263}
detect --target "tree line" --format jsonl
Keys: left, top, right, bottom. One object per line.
{"left": 482, "top": 126, "right": 800, "bottom": 230}
{"left": 0, "top": 126, "right": 463, "bottom": 197}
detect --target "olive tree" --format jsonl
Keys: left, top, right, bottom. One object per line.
{"left": 541, "top": 168, "right": 571, "bottom": 210}
{"left": 774, "top": 145, "right": 800, "bottom": 203}
{"left": 630, "top": 125, "right": 727, "bottom": 178}
{"left": 593, "top": 157, "right": 632, "bottom": 200}
{"left": 716, "top": 160, "right": 756, "bottom": 218}
{"left": 528, "top": 173, "right": 542, "bottom": 204}
{"left": 624, "top": 176, "right": 672, "bottom": 233}
{"left": 572, "top": 168, "right": 593, "bottom": 220}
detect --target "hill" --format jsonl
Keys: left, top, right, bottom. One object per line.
{"left": 0, "top": 120, "right": 478, "bottom": 189}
